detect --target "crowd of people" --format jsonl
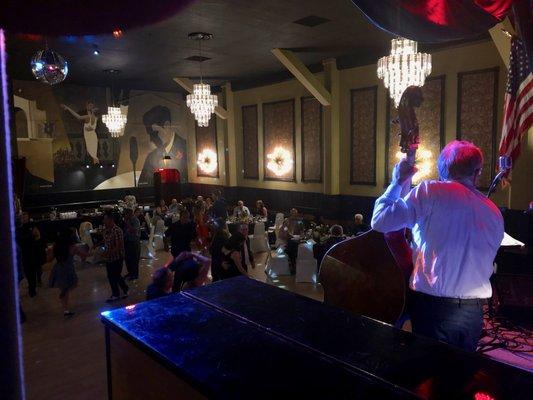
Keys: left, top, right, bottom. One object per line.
{"left": 15, "top": 188, "right": 372, "bottom": 317}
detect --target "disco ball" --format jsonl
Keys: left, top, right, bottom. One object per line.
{"left": 30, "top": 49, "right": 68, "bottom": 85}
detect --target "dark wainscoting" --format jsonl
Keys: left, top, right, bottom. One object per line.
{"left": 23, "top": 186, "right": 156, "bottom": 213}
{"left": 185, "top": 183, "right": 377, "bottom": 222}
{"left": 23, "top": 183, "right": 377, "bottom": 223}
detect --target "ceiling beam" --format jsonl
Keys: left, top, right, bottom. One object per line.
{"left": 172, "top": 77, "right": 228, "bottom": 119}
{"left": 271, "top": 48, "right": 331, "bottom": 106}
{"left": 489, "top": 17, "right": 516, "bottom": 69}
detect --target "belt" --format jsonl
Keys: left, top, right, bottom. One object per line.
{"left": 409, "top": 290, "right": 488, "bottom": 306}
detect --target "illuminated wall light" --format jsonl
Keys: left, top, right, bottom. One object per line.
{"left": 266, "top": 146, "right": 293, "bottom": 177}
{"left": 395, "top": 145, "right": 433, "bottom": 184}
{"left": 197, "top": 148, "right": 218, "bottom": 174}
{"left": 112, "top": 29, "right": 123, "bottom": 38}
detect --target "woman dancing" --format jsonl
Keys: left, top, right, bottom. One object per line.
{"left": 61, "top": 101, "right": 99, "bottom": 164}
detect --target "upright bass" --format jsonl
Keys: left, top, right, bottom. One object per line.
{"left": 319, "top": 86, "right": 423, "bottom": 325}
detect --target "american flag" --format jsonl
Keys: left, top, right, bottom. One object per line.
{"left": 498, "top": 37, "right": 533, "bottom": 172}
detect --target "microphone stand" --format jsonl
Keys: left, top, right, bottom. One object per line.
{"left": 486, "top": 156, "right": 512, "bottom": 199}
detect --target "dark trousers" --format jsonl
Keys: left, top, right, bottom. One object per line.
{"left": 106, "top": 259, "right": 128, "bottom": 297}
{"left": 23, "top": 260, "right": 40, "bottom": 297}
{"left": 124, "top": 240, "right": 140, "bottom": 278}
{"left": 409, "top": 290, "right": 485, "bottom": 352}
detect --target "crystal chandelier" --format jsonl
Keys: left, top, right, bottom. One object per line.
{"left": 186, "top": 32, "right": 217, "bottom": 127}
{"left": 102, "top": 106, "right": 127, "bottom": 137}
{"left": 377, "top": 38, "right": 431, "bottom": 108}
{"left": 187, "top": 83, "right": 218, "bottom": 127}
{"left": 197, "top": 148, "right": 218, "bottom": 173}
{"left": 266, "top": 146, "right": 293, "bottom": 177}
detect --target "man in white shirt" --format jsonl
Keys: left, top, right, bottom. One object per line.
{"left": 233, "top": 200, "right": 250, "bottom": 219}
{"left": 372, "top": 140, "right": 504, "bottom": 352}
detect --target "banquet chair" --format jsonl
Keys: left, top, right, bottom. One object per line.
{"left": 268, "top": 213, "right": 285, "bottom": 248}
{"left": 295, "top": 240, "right": 317, "bottom": 283}
{"left": 251, "top": 222, "right": 270, "bottom": 253}
{"left": 141, "top": 225, "right": 156, "bottom": 259}
{"left": 265, "top": 248, "right": 291, "bottom": 277}
{"left": 153, "top": 219, "right": 166, "bottom": 251}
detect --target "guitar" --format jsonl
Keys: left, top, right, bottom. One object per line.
{"left": 319, "top": 86, "right": 423, "bottom": 325}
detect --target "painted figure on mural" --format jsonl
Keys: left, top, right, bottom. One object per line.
{"left": 60, "top": 101, "right": 100, "bottom": 164}
{"left": 138, "top": 105, "right": 188, "bottom": 186}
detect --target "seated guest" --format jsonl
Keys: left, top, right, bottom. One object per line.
{"left": 238, "top": 223, "right": 255, "bottom": 270}
{"left": 209, "top": 219, "right": 230, "bottom": 282}
{"left": 168, "top": 198, "right": 179, "bottom": 213}
{"left": 255, "top": 200, "right": 268, "bottom": 218}
{"left": 167, "top": 251, "right": 211, "bottom": 292}
{"left": 159, "top": 199, "right": 169, "bottom": 214}
{"left": 146, "top": 267, "right": 173, "bottom": 300}
{"left": 314, "top": 225, "right": 346, "bottom": 265}
{"left": 211, "top": 190, "right": 228, "bottom": 219}
{"left": 347, "top": 213, "right": 370, "bottom": 236}
{"left": 280, "top": 208, "right": 304, "bottom": 241}
{"left": 181, "top": 197, "right": 195, "bottom": 214}
{"left": 197, "top": 195, "right": 204, "bottom": 203}
{"left": 221, "top": 232, "right": 248, "bottom": 279}
{"left": 165, "top": 210, "right": 197, "bottom": 257}
{"left": 233, "top": 200, "right": 250, "bottom": 219}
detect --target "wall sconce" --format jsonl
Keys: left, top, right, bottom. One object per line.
{"left": 197, "top": 149, "right": 218, "bottom": 174}
{"left": 395, "top": 145, "right": 433, "bottom": 184}
{"left": 266, "top": 146, "right": 293, "bottom": 177}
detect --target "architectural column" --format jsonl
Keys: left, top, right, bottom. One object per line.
{"left": 322, "top": 58, "right": 341, "bottom": 195}
{"left": 223, "top": 83, "right": 238, "bottom": 187}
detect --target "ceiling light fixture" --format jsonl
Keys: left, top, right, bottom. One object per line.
{"left": 186, "top": 32, "right": 218, "bottom": 127}
{"left": 197, "top": 148, "right": 218, "bottom": 174}
{"left": 377, "top": 38, "right": 431, "bottom": 108}
{"left": 101, "top": 69, "right": 127, "bottom": 137}
{"left": 266, "top": 146, "right": 293, "bottom": 177}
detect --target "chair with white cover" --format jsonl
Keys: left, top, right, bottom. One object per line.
{"left": 141, "top": 225, "right": 155, "bottom": 259}
{"left": 251, "top": 222, "right": 270, "bottom": 253}
{"left": 265, "top": 248, "right": 291, "bottom": 277}
{"left": 153, "top": 219, "right": 166, "bottom": 251}
{"left": 295, "top": 240, "right": 317, "bottom": 283}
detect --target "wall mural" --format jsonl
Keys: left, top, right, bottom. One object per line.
{"left": 12, "top": 80, "right": 188, "bottom": 194}
{"left": 301, "top": 97, "right": 322, "bottom": 183}
{"left": 350, "top": 86, "right": 377, "bottom": 185}
{"left": 457, "top": 68, "right": 499, "bottom": 189}
{"left": 195, "top": 119, "right": 219, "bottom": 178}
{"left": 242, "top": 104, "right": 259, "bottom": 180}
{"left": 263, "top": 99, "right": 295, "bottom": 182}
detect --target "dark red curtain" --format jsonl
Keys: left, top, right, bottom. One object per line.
{"left": 0, "top": 0, "right": 196, "bottom": 36}
{"left": 352, "top": 0, "right": 513, "bottom": 42}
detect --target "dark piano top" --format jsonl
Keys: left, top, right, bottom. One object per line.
{"left": 101, "top": 277, "right": 533, "bottom": 400}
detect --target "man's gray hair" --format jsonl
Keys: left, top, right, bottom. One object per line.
{"left": 437, "top": 140, "right": 483, "bottom": 181}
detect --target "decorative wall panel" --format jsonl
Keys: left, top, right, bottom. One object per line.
{"left": 457, "top": 68, "right": 499, "bottom": 189}
{"left": 242, "top": 105, "right": 259, "bottom": 179}
{"left": 386, "top": 76, "right": 445, "bottom": 184}
{"left": 195, "top": 119, "right": 218, "bottom": 178}
{"left": 350, "top": 86, "right": 377, "bottom": 185}
{"left": 301, "top": 97, "right": 322, "bottom": 182}
{"left": 263, "top": 100, "right": 295, "bottom": 181}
